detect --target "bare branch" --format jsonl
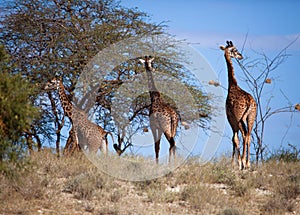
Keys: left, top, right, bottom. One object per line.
{"left": 236, "top": 35, "right": 299, "bottom": 163}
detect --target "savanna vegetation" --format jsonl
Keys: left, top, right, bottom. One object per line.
{"left": 0, "top": 150, "right": 299, "bottom": 214}
{"left": 0, "top": 0, "right": 299, "bottom": 214}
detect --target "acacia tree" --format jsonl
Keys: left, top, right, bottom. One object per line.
{"left": 1, "top": 0, "right": 210, "bottom": 155}
{"left": 97, "top": 57, "right": 210, "bottom": 155}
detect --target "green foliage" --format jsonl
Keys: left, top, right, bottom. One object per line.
{"left": 0, "top": 45, "right": 10, "bottom": 69}
{"left": 0, "top": 45, "right": 39, "bottom": 174}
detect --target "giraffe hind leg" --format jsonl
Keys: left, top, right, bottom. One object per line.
{"left": 231, "top": 138, "right": 236, "bottom": 167}
{"left": 245, "top": 110, "right": 256, "bottom": 169}
{"left": 152, "top": 128, "right": 162, "bottom": 164}
{"left": 164, "top": 132, "right": 176, "bottom": 163}
{"left": 232, "top": 131, "right": 242, "bottom": 169}
{"left": 241, "top": 104, "right": 257, "bottom": 169}
{"left": 169, "top": 137, "right": 176, "bottom": 163}
{"left": 238, "top": 120, "right": 248, "bottom": 170}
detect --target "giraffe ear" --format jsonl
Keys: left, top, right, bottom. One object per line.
{"left": 138, "top": 58, "right": 145, "bottom": 64}
{"left": 149, "top": 56, "right": 154, "bottom": 62}
{"left": 220, "top": 45, "right": 226, "bottom": 50}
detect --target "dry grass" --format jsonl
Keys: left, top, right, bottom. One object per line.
{"left": 0, "top": 150, "right": 299, "bottom": 215}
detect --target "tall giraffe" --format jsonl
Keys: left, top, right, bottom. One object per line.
{"left": 220, "top": 41, "right": 257, "bottom": 170}
{"left": 139, "top": 56, "right": 181, "bottom": 163}
{"left": 44, "top": 77, "right": 113, "bottom": 154}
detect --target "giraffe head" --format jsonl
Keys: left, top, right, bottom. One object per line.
{"left": 139, "top": 55, "right": 155, "bottom": 70}
{"left": 44, "top": 77, "right": 60, "bottom": 91}
{"left": 220, "top": 41, "right": 243, "bottom": 60}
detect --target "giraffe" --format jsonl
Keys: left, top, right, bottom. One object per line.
{"left": 44, "top": 77, "right": 113, "bottom": 155}
{"left": 220, "top": 41, "right": 257, "bottom": 170}
{"left": 139, "top": 56, "right": 181, "bottom": 163}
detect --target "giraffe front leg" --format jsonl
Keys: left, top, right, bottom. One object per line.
{"left": 231, "top": 141, "right": 236, "bottom": 168}
{"left": 151, "top": 126, "right": 162, "bottom": 164}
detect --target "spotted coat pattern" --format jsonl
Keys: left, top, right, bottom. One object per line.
{"left": 139, "top": 56, "right": 179, "bottom": 163}
{"left": 44, "top": 77, "right": 112, "bottom": 154}
{"left": 221, "top": 41, "right": 257, "bottom": 170}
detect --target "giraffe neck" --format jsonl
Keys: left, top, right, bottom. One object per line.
{"left": 146, "top": 67, "right": 162, "bottom": 105}
{"left": 225, "top": 52, "right": 238, "bottom": 88}
{"left": 57, "top": 81, "right": 73, "bottom": 118}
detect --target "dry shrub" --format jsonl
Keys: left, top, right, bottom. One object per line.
{"left": 98, "top": 206, "right": 119, "bottom": 215}
{"left": 134, "top": 179, "right": 163, "bottom": 193}
{"left": 259, "top": 161, "right": 300, "bottom": 214}
{"left": 262, "top": 197, "right": 295, "bottom": 214}
{"left": 247, "top": 171, "right": 266, "bottom": 190}
{"left": 147, "top": 188, "right": 178, "bottom": 203}
{"left": 231, "top": 181, "right": 249, "bottom": 197}
{"left": 209, "top": 160, "right": 236, "bottom": 186}
{"left": 175, "top": 159, "right": 207, "bottom": 185}
{"left": 83, "top": 202, "right": 95, "bottom": 213}
{"left": 31, "top": 150, "right": 93, "bottom": 178}
{"left": 180, "top": 184, "right": 223, "bottom": 212}
{"left": 63, "top": 170, "right": 108, "bottom": 200}
{"left": 110, "top": 190, "right": 122, "bottom": 203}
{"left": 134, "top": 179, "right": 173, "bottom": 203}
{"left": 17, "top": 175, "right": 47, "bottom": 200}
{"left": 219, "top": 207, "right": 243, "bottom": 215}
{"left": 276, "top": 181, "right": 300, "bottom": 200}
{"left": 267, "top": 144, "right": 299, "bottom": 162}
{"left": 175, "top": 157, "right": 235, "bottom": 186}
{"left": 0, "top": 166, "right": 47, "bottom": 202}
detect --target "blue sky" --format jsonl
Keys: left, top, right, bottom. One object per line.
{"left": 122, "top": 0, "right": 300, "bottom": 48}
{"left": 121, "top": 0, "right": 300, "bottom": 158}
